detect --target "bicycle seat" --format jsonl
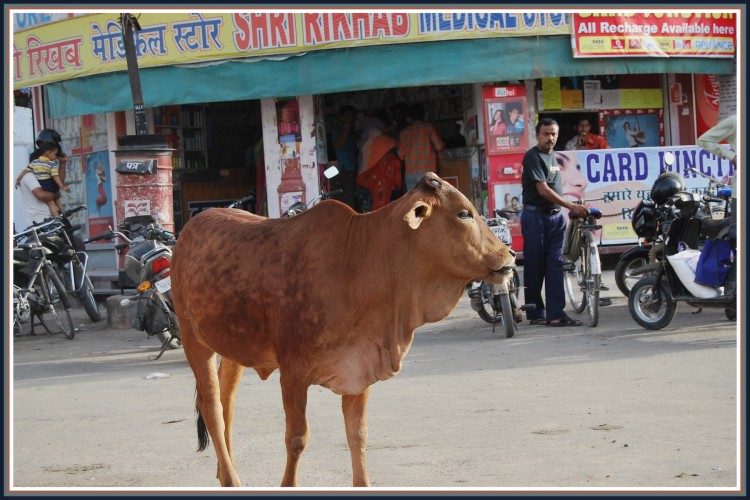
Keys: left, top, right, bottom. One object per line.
{"left": 568, "top": 207, "right": 601, "bottom": 220}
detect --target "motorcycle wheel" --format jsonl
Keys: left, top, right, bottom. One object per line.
{"left": 477, "top": 284, "right": 502, "bottom": 325}
{"left": 155, "top": 303, "right": 181, "bottom": 349}
{"left": 628, "top": 277, "right": 676, "bottom": 330}
{"left": 615, "top": 255, "right": 651, "bottom": 297}
{"left": 156, "top": 331, "right": 182, "bottom": 350}
{"left": 725, "top": 308, "right": 736, "bottom": 321}
{"left": 39, "top": 266, "right": 76, "bottom": 339}
{"left": 497, "top": 293, "right": 515, "bottom": 338}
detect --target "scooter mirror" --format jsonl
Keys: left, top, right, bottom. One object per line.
{"left": 663, "top": 151, "right": 675, "bottom": 166}
{"left": 324, "top": 166, "right": 339, "bottom": 179}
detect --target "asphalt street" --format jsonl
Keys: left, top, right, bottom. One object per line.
{"left": 9, "top": 268, "right": 741, "bottom": 493}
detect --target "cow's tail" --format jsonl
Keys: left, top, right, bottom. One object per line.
{"left": 195, "top": 389, "right": 210, "bottom": 452}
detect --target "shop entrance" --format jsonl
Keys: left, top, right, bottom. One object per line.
{"left": 153, "top": 100, "right": 263, "bottom": 230}
{"left": 322, "top": 83, "right": 478, "bottom": 209}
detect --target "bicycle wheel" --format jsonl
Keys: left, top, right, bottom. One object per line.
{"left": 73, "top": 260, "right": 102, "bottom": 322}
{"left": 38, "top": 265, "right": 76, "bottom": 339}
{"left": 583, "top": 238, "right": 600, "bottom": 327}
{"left": 564, "top": 251, "right": 587, "bottom": 313}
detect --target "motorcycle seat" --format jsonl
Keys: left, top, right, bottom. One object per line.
{"left": 699, "top": 217, "right": 731, "bottom": 240}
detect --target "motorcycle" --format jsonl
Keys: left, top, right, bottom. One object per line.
{"left": 280, "top": 166, "right": 342, "bottom": 217}
{"left": 87, "top": 216, "right": 181, "bottom": 359}
{"left": 615, "top": 164, "right": 733, "bottom": 297}
{"left": 15, "top": 205, "right": 102, "bottom": 322}
{"left": 467, "top": 211, "right": 526, "bottom": 338}
{"left": 628, "top": 162, "right": 736, "bottom": 330}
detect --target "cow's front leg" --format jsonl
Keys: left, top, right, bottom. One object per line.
{"left": 342, "top": 387, "right": 372, "bottom": 487}
{"left": 279, "top": 375, "right": 310, "bottom": 487}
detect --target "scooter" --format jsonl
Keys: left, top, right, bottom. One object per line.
{"left": 628, "top": 175, "right": 736, "bottom": 330}
{"left": 467, "top": 211, "right": 527, "bottom": 338}
{"left": 615, "top": 164, "right": 733, "bottom": 298}
{"left": 87, "top": 216, "right": 181, "bottom": 359}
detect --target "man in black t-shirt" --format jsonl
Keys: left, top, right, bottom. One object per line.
{"left": 520, "top": 118, "right": 589, "bottom": 327}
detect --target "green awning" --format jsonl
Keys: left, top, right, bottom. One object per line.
{"left": 47, "top": 35, "right": 735, "bottom": 118}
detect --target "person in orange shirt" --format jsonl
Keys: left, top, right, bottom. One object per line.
{"left": 564, "top": 117, "right": 610, "bottom": 151}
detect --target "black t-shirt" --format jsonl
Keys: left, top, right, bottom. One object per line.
{"left": 521, "top": 147, "right": 563, "bottom": 209}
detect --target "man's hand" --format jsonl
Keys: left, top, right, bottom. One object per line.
{"left": 61, "top": 185, "right": 71, "bottom": 193}
{"left": 570, "top": 203, "right": 589, "bottom": 218}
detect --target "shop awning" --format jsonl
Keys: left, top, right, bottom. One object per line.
{"left": 47, "top": 35, "right": 735, "bottom": 118}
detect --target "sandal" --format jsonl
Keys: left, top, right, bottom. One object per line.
{"left": 529, "top": 318, "right": 548, "bottom": 325}
{"left": 548, "top": 317, "right": 583, "bottom": 327}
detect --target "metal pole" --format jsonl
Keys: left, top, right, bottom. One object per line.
{"left": 121, "top": 13, "right": 148, "bottom": 136}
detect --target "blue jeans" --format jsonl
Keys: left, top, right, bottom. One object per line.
{"left": 520, "top": 210, "right": 567, "bottom": 322}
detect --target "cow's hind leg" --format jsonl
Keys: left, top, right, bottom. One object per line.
{"left": 185, "top": 340, "right": 241, "bottom": 487}
{"left": 218, "top": 357, "right": 245, "bottom": 473}
{"left": 279, "top": 374, "right": 310, "bottom": 487}
{"left": 342, "top": 387, "right": 372, "bottom": 486}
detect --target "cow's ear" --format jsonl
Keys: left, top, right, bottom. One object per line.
{"left": 403, "top": 200, "right": 432, "bottom": 229}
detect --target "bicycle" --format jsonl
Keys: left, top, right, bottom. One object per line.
{"left": 562, "top": 198, "right": 611, "bottom": 327}
{"left": 13, "top": 220, "right": 76, "bottom": 339}
{"left": 21, "top": 205, "right": 102, "bottom": 322}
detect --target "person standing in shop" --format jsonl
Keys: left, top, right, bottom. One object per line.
{"left": 564, "top": 116, "right": 610, "bottom": 151}
{"left": 398, "top": 103, "right": 445, "bottom": 191}
{"left": 332, "top": 105, "right": 359, "bottom": 210}
{"left": 387, "top": 102, "right": 410, "bottom": 139}
{"left": 521, "top": 118, "right": 588, "bottom": 327}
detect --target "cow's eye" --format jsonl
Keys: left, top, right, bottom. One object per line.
{"left": 458, "top": 210, "right": 473, "bottom": 220}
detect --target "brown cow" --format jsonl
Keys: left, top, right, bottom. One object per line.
{"left": 171, "top": 172, "right": 514, "bottom": 487}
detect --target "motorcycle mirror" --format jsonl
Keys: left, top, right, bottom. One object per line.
{"left": 324, "top": 166, "right": 339, "bottom": 179}
{"left": 663, "top": 151, "right": 675, "bottom": 166}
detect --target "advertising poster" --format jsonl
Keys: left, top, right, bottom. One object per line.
{"left": 84, "top": 150, "right": 114, "bottom": 242}
{"left": 493, "top": 146, "right": 733, "bottom": 252}
{"left": 276, "top": 98, "right": 301, "bottom": 145}
{"left": 484, "top": 97, "right": 528, "bottom": 155}
{"left": 601, "top": 109, "right": 664, "bottom": 148}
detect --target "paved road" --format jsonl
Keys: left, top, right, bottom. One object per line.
{"left": 10, "top": 269, "right": 740, "bottom": 492}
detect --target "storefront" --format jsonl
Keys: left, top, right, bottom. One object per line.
{"left": 12, "top": 10, "right": 739, "bottom": 288}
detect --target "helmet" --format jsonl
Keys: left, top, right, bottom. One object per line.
{"left": 36, "top": 128, "right": 65, "bottom": 156}
{"left": 631, "top": 200, "right": 657, "bottom": 238}
{"left": 650, "top": 171, "right": 683, "bottom": 205}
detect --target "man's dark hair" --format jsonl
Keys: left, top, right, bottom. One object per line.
{"left": 339, "top": 104, "right": 355, "bottom": 116}
{"left": 535, "top": 117, "right": 559, "bottom": 134}
{"left": 408, "top": 103, "right": 425, "bottom": 121}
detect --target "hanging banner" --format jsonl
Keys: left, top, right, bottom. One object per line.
{"left": 492, "top": 145, "right": 734, "bottom": 248}
{"left": 571, "top": 12, "right": 737, "bottom": 58}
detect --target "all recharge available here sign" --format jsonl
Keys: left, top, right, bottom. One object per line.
{"left": 571, "top": 12, "right": 737, "bottom": 58}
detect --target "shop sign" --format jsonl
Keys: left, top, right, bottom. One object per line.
{"left": 571, "top": 12, "right": 737, "bottom": 58}
{"left": 13, "top": 10, "right": 570, "bottom": 90}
